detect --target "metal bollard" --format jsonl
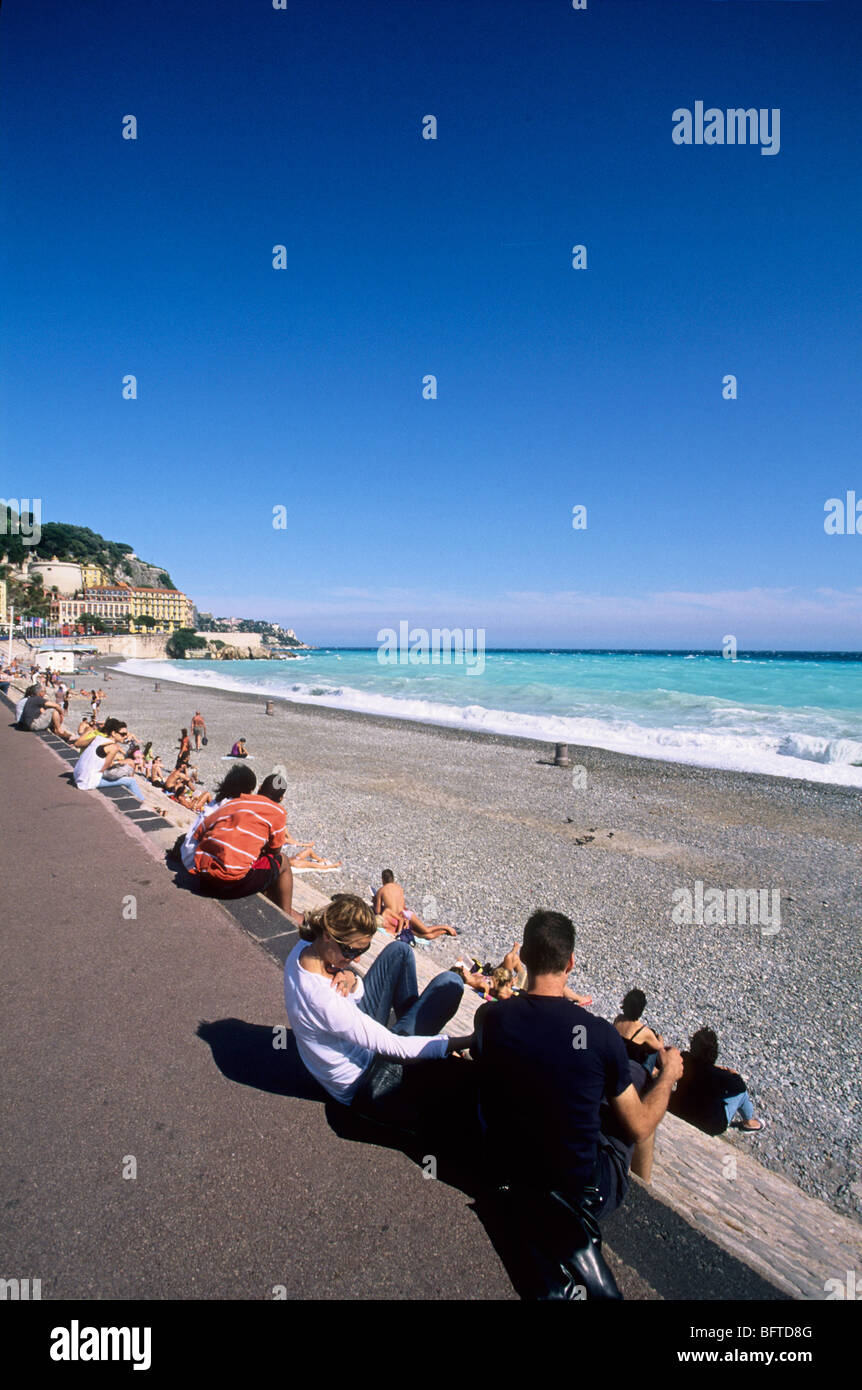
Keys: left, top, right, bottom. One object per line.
{"left": 553, "top": 742, "right": 572, "bottom": 768}
{"left": 265, "top": 700, "right": 275, "bottom": 715}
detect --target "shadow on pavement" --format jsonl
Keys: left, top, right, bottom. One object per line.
{"left": 197, "top": 1016, "right": 529, "bottom": 1295}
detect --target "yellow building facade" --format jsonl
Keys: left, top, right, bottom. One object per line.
{"left": 82, "top": 585, "right": 193, "bottom": 631}
{"left": 50, "top": 584, "right": 193, "bottom": 632}
{"left": 80, "top": 561, "right": 108, "bottom": 589}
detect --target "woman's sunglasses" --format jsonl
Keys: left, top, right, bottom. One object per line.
{"left": 327, "top": 933, "right": 368, "bottom": 961}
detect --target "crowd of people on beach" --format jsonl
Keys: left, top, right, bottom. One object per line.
{"left": 2, "top": 658, "right": 341, "bottom": 924}
{"left": 2, "top": 652, "right": 763, "bottom": 1298}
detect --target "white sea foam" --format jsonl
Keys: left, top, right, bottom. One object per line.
{"left": 113, "top": 658, "right": 862, "bottom": 787}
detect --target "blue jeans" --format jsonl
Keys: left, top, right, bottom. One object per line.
{"left": 358, "top": 939, "right": 463, "bottom": 1037}
{"left": 350, "top": 941, "right": 464, "bottom": 1122}
{"left": 98, "top": 775, "right": 145, "bottom": 802}
{"left": 724, "top": 1090, "right": 755, "bottom": 1125}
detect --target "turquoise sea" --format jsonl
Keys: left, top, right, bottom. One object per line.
{"left": 117, "top": 649, "right": 862, "bottom": 787}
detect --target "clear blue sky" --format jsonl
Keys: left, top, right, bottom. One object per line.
{"left": 2, "top": 0, "right": 859, "bottom": 647}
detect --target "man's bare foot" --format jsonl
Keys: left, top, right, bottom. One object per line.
{"left": 738, "top": 1118, "right": 763, "bottom": 1132}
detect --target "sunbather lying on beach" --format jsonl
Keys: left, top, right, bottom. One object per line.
{"left": 454, "top": 962, "right": 517, "bottom": 1001}
{"left": 373, "top": 869, "right": 457, "bottom": 938}
{"left": 459, "top": 942, "right": 592, "bottom": 1005}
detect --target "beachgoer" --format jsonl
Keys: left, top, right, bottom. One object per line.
{"left": 466, "top": 942, "right": 592, "bottom": 1006}
{"left": 257, "top": 773, "right": 342, "bottom": 869}
{"left": 284, "top": 895, "right": 469, "bottom": 1118}
{"left": 163, "top": 766, "right": 194, "bottom": 795}
{"left": 613, "top": 990, "right": 664, "bottom": 1077}
{"left": 18, "top": 686, "right": 74, "bottom": 740}
{"left": 669, "top": 1028, "right": 763, "bottom": 1135}
{"left": 173, "top": 766, "right": 259, "bottom": 871}
{"left": 454, "top": 962, "right": 515, "bottom": 1001}
{"left": 191, "top": 711, "right": 207, "bottom": 750}
{"left": 72, "top": 718, "right": 145, "bottom": 801}
{"left": 176, "top": 729, "right": 191, "bottom": 767}
{"left": 373, "top": 869, "right": 457, "bottom": 939}
{"left": 187, "top": 766, "right": 298, "bottom": 919}
{"left": 474, "top": 910, "right": 683, "bottom": 1225}
{"left": 230, "top": 737, "right": 248, "bottom": 758}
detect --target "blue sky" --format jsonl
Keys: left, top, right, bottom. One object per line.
{"left": 2, "top": 0, "right": 859, "bottom": 647}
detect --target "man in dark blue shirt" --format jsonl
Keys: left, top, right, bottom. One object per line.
{"left": 475, "top": 910, "right": 683, "bottom": 1218}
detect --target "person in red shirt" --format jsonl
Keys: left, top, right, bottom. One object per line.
{"left": 189, "top": 765, "right": 300, "bottom": 922}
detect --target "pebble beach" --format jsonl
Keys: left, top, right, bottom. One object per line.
{"left": 98, "top": 659, "right": 862, "bottom": 1224}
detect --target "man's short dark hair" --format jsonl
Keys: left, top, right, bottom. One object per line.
{"left": 381, "top": 869, "right": 394, "bottom": 884}
{"left": 520, "top": 910, "right": 575, "bottom": 975}
{"left": 689, "top": 1028, "right": 719, "bottom": 1066}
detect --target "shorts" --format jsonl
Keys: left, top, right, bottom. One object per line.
{"left": 27, "top": 710, "right": 54, "bottom": 731}
{"left": 196, "top": 852, "right": 282, "bottom": 900}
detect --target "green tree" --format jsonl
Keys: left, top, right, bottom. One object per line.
{"left": 78, "top": 611, "right": 108, "bottom": 633}
{"left": 166, "top": 628, "right": 207, "bottom": 659}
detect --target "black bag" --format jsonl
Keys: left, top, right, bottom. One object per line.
{"left": 202, "top": 735, "right": 208, "bottom": 746}
{"left": 493, "top": 1183, "right": 623, "bottom": 1301}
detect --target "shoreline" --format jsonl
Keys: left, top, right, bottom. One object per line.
{"left": 89, "top": 658, "right": 862, "bottom": 1224}
{"left": 106, "top": 656, "right": 862, "bottom": 796}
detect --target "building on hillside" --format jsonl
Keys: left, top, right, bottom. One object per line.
{"left": 80, "top": 561, "right": 108, "bottom": 588}
{"left": 51, "top": 591, "right": 132, "bottom": 628}
{"left": 19, "top": 556, "right": 84, "bottom": 595}
{"left": 82, "top": 584, "right": 193, "bottom": 630}
{"left": 125, "top": 585, "right": 194, "bottom": 630}
{"left": 50, "top": 583, "right": 194, "bottom": 632}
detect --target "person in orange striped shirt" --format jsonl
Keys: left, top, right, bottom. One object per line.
{"left": 189, "top": 765, "right": 300, "bottom": 922}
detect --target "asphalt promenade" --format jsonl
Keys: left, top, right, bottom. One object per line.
{"left": 0, "top": 712, "right": 783, "bottom": 1301}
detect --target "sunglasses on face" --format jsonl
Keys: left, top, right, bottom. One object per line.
{"left": 328, "top": 934, "right": 368, "bottom": 961}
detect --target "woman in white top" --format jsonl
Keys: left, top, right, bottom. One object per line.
{"left": 72, "top": 717, "right": 145, "bottom": 801}
{"left": 284, "top": 895, "right": 469, "bottom": 1116}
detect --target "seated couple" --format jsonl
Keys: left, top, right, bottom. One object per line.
{"left": 72, "top": 718, "right": 146, "bottom": 802}
{"left": 284, "top": 903, "right": 683, "bottom": 1277}
{"left": 177, "top": 766, "right": 337, "bottom": 921}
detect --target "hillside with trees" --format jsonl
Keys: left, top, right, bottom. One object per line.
{"left": 0, "top": 512, "right": 176, "bottom": 590}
